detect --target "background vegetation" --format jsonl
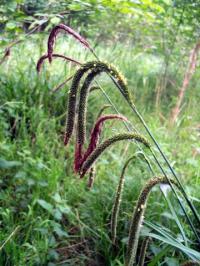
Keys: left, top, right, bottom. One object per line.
{"left": 0, "top": 0, "right": 200, "bottom": 265}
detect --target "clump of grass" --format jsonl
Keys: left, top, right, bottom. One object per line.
{"left": 125, "top": 176, "right": 176, "bottom": 266}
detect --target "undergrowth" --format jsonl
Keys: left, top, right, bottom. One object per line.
{"left": 0, "top": 34, "right": 200, "bottom": 265}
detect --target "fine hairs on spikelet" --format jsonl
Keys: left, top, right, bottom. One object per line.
{"left": 47, "top": 24, "right": 90, "bottom": 63}
{"left": 74, "top": 114, "right": 128, "bottom": 173}
{"left": 36, "top": 53, "right": 81, "bottom": 73}
{"left": 126, "top": 177, "right": 176, "bottom": 266}
{"left": 80, "top": 133, "right": 150, "bottom": 178}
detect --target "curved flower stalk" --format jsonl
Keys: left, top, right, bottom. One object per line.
{"left": 36, "top": 53, "right": 81, "bottom": 73}
{"left": 64, "top": 61, "right": 133, "bottom": 146}
{"left": 111, "top": 153, "right": 152, "bottom": 245}
{"left": 181, "top": 261, "right": 200, "bottom": 266}
{"left": 138, "top": 237, "right": 150, "bottom": 266}
{"left": 74, "top": 114, "right": 128, "bottom": 173}
{"left": 79, "top": 133, "right": 150, "bottom": 179}
{"left": 47, "top": 24, "right": 90, "bottom": 63}
{"left": 126, "top": 176, "right": 176, "bottom": 266}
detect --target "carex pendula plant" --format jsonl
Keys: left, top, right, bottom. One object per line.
{"left": 36, "top": 23, "right": 200, "bottom": 262}
{"left": 43, "top": 24, "right": 200, "bottom": 243}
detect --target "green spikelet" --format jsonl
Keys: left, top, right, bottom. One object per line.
{"left": 76, "top": 61, "right": 133, "bottom": 147}
{"left": 138, "top": 237, "right": 150, "bottom": 266}
{"left": 126, "top": 176, "right": 176, "bottom": 266}
{"left": 80, "top": 133, "right": 150, "bottom": 178}
{"left": 111, "top": 155, "right": 136, "bottom": 245}
{"left": 181, "top": 261, "right": 200, "bottom": 266}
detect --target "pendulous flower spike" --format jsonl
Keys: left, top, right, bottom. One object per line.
{"left": 76, "top": 61, "right": 133, "bottom": 150}
{"left": 80, "top": 114, "right": 128, "bottom": 172}
{"left": 87, "top": 167, "right": 96, "bottom": 189}
{"left": 80, "top": 133, "right": 150, "bottom": 178}
{"left": 77, "top": 68, "right": 102, "bottom": 147}
{"left": 36, "top": 53, "right": 81, "bottom": 73}
{"left": 47, "top": 24, "right": 90, "bottom": 63}
{"left": 126, "top": 176, "right": 176, "bottom": 266}
{"left": 64, "top": 62, "right": 98, "bottom": 146}
{"left": 111, "top": 155, "right": 137, "bottom": 245}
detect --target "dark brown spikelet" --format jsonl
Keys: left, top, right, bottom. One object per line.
{"left": 74, "top": 114, "right": 127, "bottom": 173}
{"left": 181, "top": 261, "right": 200, "bottom": 266}
{"left": 80, "top": 133, "right": 150, "bottom": 178}
{"left": 126, "top": 177, "right": 176, "bottom": 266}
{"left": 83, "top": 114, "right": 128, "bottom": 172}
{"left": 138, "top": 237, "right": 150, "bottom": 266}
{"left": 47, "top": 24, "right": 90, "bottom": 63}
{"left": 77, "top": 68, "right": 102, "bottom": 148}
{"left": 76, "top": 61, "right": 133, "bottom": 150}
{"left": 64, "top": 62, "right": 98, "bottom": 146}
{"left": 111, "top": 155, "right": 136, "bottom": 245}
{"left": 36, "top": 53, "right": 81, "bottom": 73}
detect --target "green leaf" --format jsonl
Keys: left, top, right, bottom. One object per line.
{"left": 37, "top": 199, "right": 53, "bottom": 213}
{"left": 0, "top": 158, "right": 22, "bottom": 169}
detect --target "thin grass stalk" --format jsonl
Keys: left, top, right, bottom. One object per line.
{"left": 111, "top": 153, "right": 152, "bottom": 245}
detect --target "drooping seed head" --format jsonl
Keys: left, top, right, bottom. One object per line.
{"left": 82, "top": 114, "right": 128, "bottom": 167}
{"left": 80, "top": 133, "right": 150, "bottom": 178}
{"left": 36, "top": 53, "right": 81, "bottom": 73}
{"left": 76, "top": 61, "right": 133, "bottom": 151}
{"left": 47, "top": 24, "right": 90, "bottom": 63}
{"left": 126, "top": 177, "right": 177, "bottom": 266}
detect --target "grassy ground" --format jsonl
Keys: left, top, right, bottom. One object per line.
{"left": 0, "top": 37, "right": 200, "bottom": 265}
